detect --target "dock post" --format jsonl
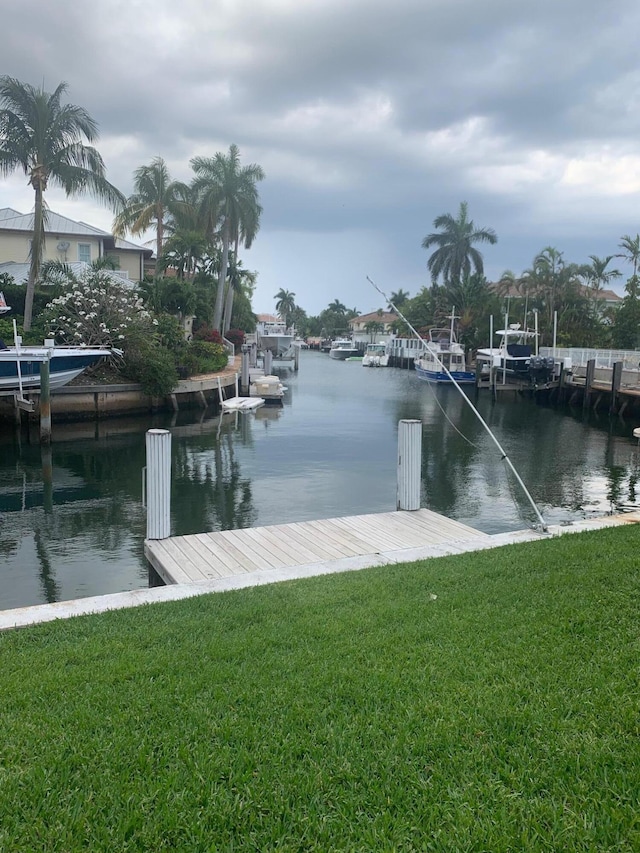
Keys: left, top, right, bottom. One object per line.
{"left": 264, "top": 349, "right": 273, "bottom": 375}
{"left": 241, "top": 347, "right": 250, "bottom": 393}
{"left": 610, "top": 361, "right": 623, "bottom": 414}
{"left": 145, "top": 429, "right": 172, "bottom": 540}
{"left": 583, "top": 359, "right": 595, "bottom": 410}
{"left": 294, "top": 344, "right": 300, "bottom": 371}
{"left": 397, "top": 419, "right": 422, "bottom": 511}
{"left": 39, "top": 360, "right": 51, "bottom": 445}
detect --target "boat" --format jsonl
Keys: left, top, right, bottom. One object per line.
{"left": 414, "top": 318, "right": 475, "bottom": 384}
{"left": 0, "top": 340, "right": 116, "bottom": 392}
{"left": 249, "top": 374, "right": 287, "bottom": 402}
{"left": 362, "top": 342, "right": 389, "bottom": 367}
{"left": 329, "top": 338, "right": 360, "bottom": 360}
{"left": 256, "top": 318, "right": 295, "bottom": 359}
{"left": 0, "top": 292, "right": 11, "bottom": 314}
{"left": 475, "top": 324, "right": 554, "bottom": 384}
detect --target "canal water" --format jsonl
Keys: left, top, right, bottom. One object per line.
{"left": 1, "top": 350, "right": 639, "bottom": 611}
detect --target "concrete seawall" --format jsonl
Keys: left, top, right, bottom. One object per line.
{"left": 0, "top": 358, "right": 242, "bottom": 422}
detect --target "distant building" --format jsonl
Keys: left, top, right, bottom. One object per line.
{"left": 490, "top": 280, "right": 622, "bottom": 312}
{"left": 0, "top": 208, "right": 152, "bottom": 283}
{"left": 349, "top": 310, "right": 397, "bottom": 342}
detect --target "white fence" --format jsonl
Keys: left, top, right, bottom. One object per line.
{"left": 540, "top": 347, "right": 640, "bottom": 371}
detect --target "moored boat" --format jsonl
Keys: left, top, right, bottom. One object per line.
{"left": 414, "top": 316, "right": 475, "bottom": 384}
{"left": 362, "top": 342, "right": 389, "bottom": 367}
{"left": 0, "top": 342, "right": 117, "bottom": 392}
{"left": 476, "top": 325, "right": 539, "bottom": 379}
{"left": 329, "top": 338, "right": 360, "bottom": 360}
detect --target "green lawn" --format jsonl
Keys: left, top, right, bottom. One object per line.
{"left": 1, "top": 526, "right": 639, "bottom": 851}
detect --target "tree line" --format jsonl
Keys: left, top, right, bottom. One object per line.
{"left": 0, "top": 76, "right": 264, "bottom": 336}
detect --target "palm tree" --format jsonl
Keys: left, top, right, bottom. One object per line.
{"left": 328, "top": 299, "right": 347, "bottom": 314}
{"left": 222, "top": 254, "right": 256, "bottom": 331}
{"left": 113, "top": 156, "right": 188, "bottom": 275}
{"left": 582, "top": 255, "right": 621, "bottom": 300}
{"left": 388, "top": 289, "right": 410, "bottom": 311}
{"left": 274, "top": 289, "right": 296, "bottom": 325}
{"left": 191, "top": 144, "right": 264, "bottom": 331}
{"left": 0, "top": 76, "right": 124, "bottom": 329}
{"left": 617, "top": 234, "right": 640, "bottom": 298}
{"left": 422, "top": 201, "right": 497, "bottom": 286}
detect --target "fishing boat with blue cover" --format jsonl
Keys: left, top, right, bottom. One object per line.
{"left": 414, "top": 312, "right": 475, "bottom": 385}
{"left": 0, "top": 337, "right": 117, "bottom": 392}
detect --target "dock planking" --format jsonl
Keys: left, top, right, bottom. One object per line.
{"left": 144, "top": 508, "right": 490, "bottom": 585}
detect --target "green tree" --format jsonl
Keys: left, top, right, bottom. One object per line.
{"left": 113, "top": 157, "right": 188, "bottom": 276}
{"left": 223, "top": 254, "right": 256, "bottom": 332}
{"left": 274, "top": 289, "right": 297, "bottom": 326}
{"left": 422, "top": 201, "right": 497, "bottom": 286}
{"left": 388, "top": 289, "right": 410, "bottom": 311}
{"left": 582, "top": 255, "right": 621, "bottom": 299}
{"left": 0, "top": 76, "right": 124, "bottom": 330}
{"left": 191, "top": 144, "right": 264, "bottom": 331}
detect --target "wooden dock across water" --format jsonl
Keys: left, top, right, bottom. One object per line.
{"left": 144, "top": 508, "right": 490, "bottom": 585}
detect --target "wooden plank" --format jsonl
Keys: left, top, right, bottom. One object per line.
{"left": 239, "top": 527, "right": 295, "bottom": 568}
{"left": 193, "top": 533, "right": 251, "bottom": 574}
{"left": 145, "top": 542, "right": 193, "bottom": 584}
{"left": 160, "top": 538, "right": 209, "bottom": 581}
{"left": 301, "top": 520, "right": 366, "bottom": 556}
{"left": 173, "top": 537, "right": 227, "bottom": 580}
{"left": 285, "top": 522, "right": 355, "bottom": 560}
{"left": 218, "top": 528, "right": 279, "bottom": 569}
{"left": 256, "top": 524, "right": 327, "bottom": 563}
{"left": 204, "top": 531, "right": 259, "bottom": 572}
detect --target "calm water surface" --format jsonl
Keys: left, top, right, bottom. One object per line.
{"left": 1, "top": 351, "right": 639, "bottom": 610}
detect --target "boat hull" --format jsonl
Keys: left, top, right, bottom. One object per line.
{"left": 0, "top": 349, "right": 112, "bottom": 392}
{"left": 414, "top": 363, "right": 476, "bottom": 384}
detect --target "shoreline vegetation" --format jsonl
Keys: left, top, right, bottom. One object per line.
{"left": 1, "top": 525, "right": 638, "bottom": 850}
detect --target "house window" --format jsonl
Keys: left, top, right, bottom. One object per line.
{"left": 78, "top": 243, "right": 91, "bottom": 264}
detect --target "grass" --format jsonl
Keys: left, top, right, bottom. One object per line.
{"left": 0, "top": 526, "right": 639, "bottom": 851}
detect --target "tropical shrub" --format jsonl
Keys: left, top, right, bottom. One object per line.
{"left": 193, "top": 325, "right": 224, "bottom": 345}
{"left": 181, "top": 340, "right": 227, "bottom": 376}
{"left": 120, "top": 334, "right": 179, "bottom": 397}
{"left": 225, "top": 328, "right": 245, "bottom": 352}
{"left": 42, "top": 269, "right": 154, "bottom": 346}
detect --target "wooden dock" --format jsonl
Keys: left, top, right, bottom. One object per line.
{"left": 144, "top": 508, "right": 489, "bottom": 585}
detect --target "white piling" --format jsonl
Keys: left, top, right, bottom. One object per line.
{"left": 264, "top": 349, "right": 273, "bottom": 374}
{"left": 397, "top": 419, "right": 422, "bottom": 511}
{"left": 145, "top": 429, "right": 172, "bottom": 539}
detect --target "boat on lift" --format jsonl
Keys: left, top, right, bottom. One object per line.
{"left": 0, "top": 292, "right": 11, "bottom": 314}
{"left": 414, "top": 310, "right": 475, "bottom": 384}
{"left": 0, "top": 337, "right": 117, "bottom": 392}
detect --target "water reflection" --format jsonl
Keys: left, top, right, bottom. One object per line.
{"left": 1, "top": 351, "right": 640, "bottom": 609}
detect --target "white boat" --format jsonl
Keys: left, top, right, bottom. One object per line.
{"left": 256, "top": 318, "right": 295, "bottom": 359}
{"left": 0, "top": 340, "right": 116, "bottom": 392}
{"left": 414, "top": 316, "right": 475, "bottom": 385}
{"left": 362, "top": 343, "right": 389, "bottom": 367}
{"left": 329, "top": 338, "right": 360, "bottom": 360}
{"left": 0, "top": 292, "right": 11, "bottom": 314}
{"left": 476, "top": 324, "right": 550, "bottom": 381}
{"left": 249, "top": 374, "right": 287, "bottom": 402}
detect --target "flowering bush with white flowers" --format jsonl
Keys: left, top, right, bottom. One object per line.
{"left": 42, "top": 270, "right": 154, "bottom": 347}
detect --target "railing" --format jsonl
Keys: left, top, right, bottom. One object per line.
{"left": 541, "top": 346, "right": 640, "bottom": 371}
{"left": 221, "top": 336, "right": 235, "bottom": 365}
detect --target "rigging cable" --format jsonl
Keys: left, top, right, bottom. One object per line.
{"left": 367, "top": 275, "right": 548, "bottom": 532}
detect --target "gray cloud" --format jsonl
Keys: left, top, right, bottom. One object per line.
{"left": 2, "top": 0, "right": 640, "bottom": 314}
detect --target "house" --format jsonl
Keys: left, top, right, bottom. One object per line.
{"left": 349, "top": 310, "right": 397, "bottom": 343}
{"left": 0, "top": 208, "right": 152, "bottom": 283}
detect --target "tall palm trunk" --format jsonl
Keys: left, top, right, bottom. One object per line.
{"left": 156, "top": 204, "right": 164, "bottom": 275}
{"left": 24, "top": 180, "right": 45, "bottom": 331}
{"left": 213, "top": 217, "right": 230, "bottom": 331}
{"left": 222, "top": 277, "right": 234, "bottom": 332}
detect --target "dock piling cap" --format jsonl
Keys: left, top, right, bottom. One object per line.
{"left": 633, "top": 427, "right": 640, "bottom": 440}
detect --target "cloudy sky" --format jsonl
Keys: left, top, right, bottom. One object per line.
{"left": 3, "top": 0, "right": 640, "bottom": 316}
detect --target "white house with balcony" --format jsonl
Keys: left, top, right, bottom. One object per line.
{"left": 0, "top": 207, "right": 152, "bottom": 283}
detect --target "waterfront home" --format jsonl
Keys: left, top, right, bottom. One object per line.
{"left": 0, "top": 208, "right": 151, "bottom": 283}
